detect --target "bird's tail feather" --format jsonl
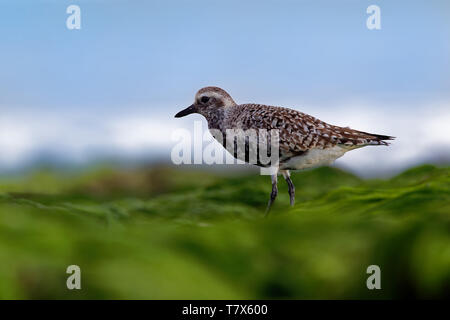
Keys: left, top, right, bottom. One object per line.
{"left": 357, "top": 131, "right": 395, "bottom": 146}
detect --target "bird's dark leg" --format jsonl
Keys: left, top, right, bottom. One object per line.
{"left": 265, "top": 174, "right": 278, "bottom": 216}
{"left": 282, "top": 170, "right": 295, "bottom": 206}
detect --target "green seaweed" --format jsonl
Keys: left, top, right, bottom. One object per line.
{"left": 0, "top": 164, "right": 448, "bottom": 299}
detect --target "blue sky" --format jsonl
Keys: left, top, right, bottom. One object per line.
{"left": 0, "top": 0, "right": 449, "bottom": 175}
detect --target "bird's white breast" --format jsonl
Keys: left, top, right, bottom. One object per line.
{"left": 280, "top": 146, "right": 348, "bottom": 170}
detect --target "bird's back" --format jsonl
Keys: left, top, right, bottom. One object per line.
{"left": 225, "top": 103, "right": 394, "bottom": 155}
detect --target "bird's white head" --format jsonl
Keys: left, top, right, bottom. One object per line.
{"left": 174, "top": 86, "right": 236, "bottom": 118}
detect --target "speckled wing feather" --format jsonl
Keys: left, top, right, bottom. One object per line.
{"left": 227, "top": 104, "right": 394, "bottom": 155}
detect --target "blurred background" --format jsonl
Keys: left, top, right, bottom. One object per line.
{"left": 0, "top": 0, "right": 449, "bottom": 300}
{"left": 0, "top": 0, "right": 449, "bottom": 176}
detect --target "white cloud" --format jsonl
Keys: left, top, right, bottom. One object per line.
{"left": 0, "top": 120, "right": 35, "bottom": 166}
{"left": 0, "top": 102, "right": 449, "bottom": 176}
{"left": 109, "top": 117, "right": 178, "bottom": 152}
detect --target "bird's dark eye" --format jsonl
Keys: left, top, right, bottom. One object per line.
{"left": 201, "top": 96, "right": 210, "bottom": 103}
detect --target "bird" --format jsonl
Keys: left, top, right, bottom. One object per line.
{"left": 175, "top": 86, "right": 394, "bottom": 214}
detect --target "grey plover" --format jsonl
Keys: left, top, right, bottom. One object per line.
{"left": 175, "top": 86, "right": 394, "bottom": 212}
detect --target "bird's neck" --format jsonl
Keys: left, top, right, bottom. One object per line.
{"left": 204, "top": 108, "right": 227, "bottom": 131}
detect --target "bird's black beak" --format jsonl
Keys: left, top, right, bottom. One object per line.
{"left": 174, "top": 104, "right": 196, "bottom": 118}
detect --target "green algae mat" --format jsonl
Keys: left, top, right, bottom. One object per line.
{"left": 0, "top": 164, "right": 449, "bottom": 299}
